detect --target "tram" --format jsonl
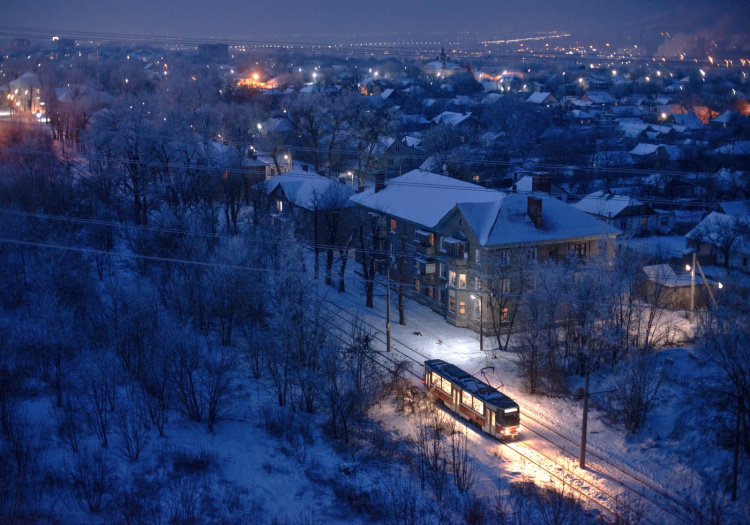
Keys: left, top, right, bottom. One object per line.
{"left": 424, "top": 359, "right": 520, "bottom": 440}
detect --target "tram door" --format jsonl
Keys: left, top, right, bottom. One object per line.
{"left": 452, "top": 388, "right": 460, "bottom": 411}
{"left": 488, "top": 410, "right": 496, "bottom": 437}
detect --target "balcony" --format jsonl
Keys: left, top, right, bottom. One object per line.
{"left": 415, "top": 243, "right": 436, "bottom": 257}
{"left": 415, "top": 257, "right": 436, "bottom": 276}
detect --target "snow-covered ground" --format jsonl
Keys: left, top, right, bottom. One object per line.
{"left": 12, "top": 249, "right": 749, "bottom": 524}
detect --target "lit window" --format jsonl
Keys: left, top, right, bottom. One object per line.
{"left": 276, "top": 200, "right": 284, "bottom": 213}
{"left": 390, "top": 219, "right": 397, "bottom": 231}
{"left": 459, "top": 301, "right": 466, "bottom": 315}
{"left": 462, "top": 390, "right": 473, "bottom": 406}
{"left": 449, "top": 296, "right": 456, "bottom": 312}
{"left": 473, "top": 398, "right": 484, "bottom": 414}
{"left": 435, "top": 374, "right": 451, "bottom": 394}
{"left": 500, "top": 307, "right": 509, "bottom": 322}
{"left": 449, "top": 271, "right": 456, "bottom": 286}
{"left": 414, "top": 279, "right": 420, "bottom": 293}
{"left": 458, "top": 273, "right": 466, "bottom": 288}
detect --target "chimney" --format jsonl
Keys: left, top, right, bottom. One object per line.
{"left": 375, "top": 173, "right": 386, "bottom": 193}
{"left": 527, "top": 196, "right": 543, "bottom": 228}
{"left": 531, "top": 172, "right": 551, "bottom": 194}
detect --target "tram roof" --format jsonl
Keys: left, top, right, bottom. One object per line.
{"left": 425, "top": 359, "right": 518, "bottom": 410}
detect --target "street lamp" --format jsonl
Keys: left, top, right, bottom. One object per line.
{"left": 686, "top": 251, "right": 696, "bottom": 313}
{"left": 471, "top": 294, "right": 483, "bottom": 353}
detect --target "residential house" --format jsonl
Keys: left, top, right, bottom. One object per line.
{"left": 431, "top": 111, "right": 487, "bottom": 131}
{"left": 383, "top": 136, "right": 428, "bottom": 178}
{"left": 580, "top": 91, "right": 618, "bottom": 108}
{"left": 574, "top": 190, "right": 658, "bottom": 234}
{"left": 260, "top": 169, "right": 357, "bottom": 244}
{"left": 525, "top": 92, "right": 559, "bottom": 107}
{"left": 568, "top": 109, "right": 594, "bottom": 125}
{"left": 686, "top": 211, "right": 750, "bottom": 273}
{"left": 351, "top": 170, "right": 619, "bottom": 332}
{"left": 506, "top": 172, "right": 571, "bottom": 202}
{"left": 640, "top": 264, "right": 720, "bottom": 310}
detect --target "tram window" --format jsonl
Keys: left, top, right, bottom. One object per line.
{"left": 432, "top": 372, "right": 451, "bottom": 395}
{"left": 462, "top": 391, "right": 484, "bottom": 414}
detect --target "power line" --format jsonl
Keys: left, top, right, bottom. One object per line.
{"left": 0, "top": 143, "right": 734, "bottom": 194}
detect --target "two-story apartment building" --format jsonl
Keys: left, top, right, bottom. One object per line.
{"left": 352, "top": 170, "right": 620, "bottom": 334}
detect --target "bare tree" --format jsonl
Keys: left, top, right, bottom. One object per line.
{"left": 694, "top": 298, "right": 750, "bottom": 501}
{"left": 283, "top": 93, "right": 327, "bottom": 173}
{"left": 171, "top": 329, "right": 206, "bottom": 423}
{"left": 605, "top": 353, "right": 664, "bottom": 433}
{"left": 347, "top": 98, "right": 395, "bottom": 187}
{"left": 77, "top": 351, "right": 118, "bottom": 448}
{"left": 448, "top": 423, "right": 477, "bottom": 493}
{"left": 321, "top": 316, "right": 386, "bottom": 442}
{"left": 688, "top": 212, "right": 750, "bottom": 276}
{"left": 65, "top": 447, "right": 114, "bottom": 514}
{"left": 205, "top": 342, "right": 237, "bottom": 433}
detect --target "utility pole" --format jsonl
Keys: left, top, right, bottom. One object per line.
{"left": 479, "top": 296, "right": 484, "bottom": 354}
{"left": 690, "top": 251, "right": 696, "bottom": 314}
{"left": 386, "top": 262, "right": 391, "bottom": 353}
{"left": 579, "top": 370, "right": 590, "bottom": 469}
{"left": 732, "top": 394, "right": 743, "bottom": 501}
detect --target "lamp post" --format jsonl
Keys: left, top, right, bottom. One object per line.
{"left": 686, "top": 251, "right": 696, "bottom": 315}
{"left": 471, "top": 294, "right": 483, "bottom": 353}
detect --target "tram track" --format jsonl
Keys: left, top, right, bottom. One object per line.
{"left": 316, "top": 291, "right": 700, "bottom": 524}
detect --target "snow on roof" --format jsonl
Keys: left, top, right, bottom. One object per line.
{"left": 574, "top": 190, "right": 646, "bottom": 218}
{"left": 482, "top": 93, "right": 504, "bottom": 105}
{"left": 629, "top": 143, "right": 661, "bottom": 156}
{"left": 686, "top": 212, "right": 750, "bottom": 252}
{"left": 260, "top": 117, "right": 294, "bottom": 133}
{"left": 642, "top": 264, "right": 715, "bottom": 287}
{"left": 525, "top": 92, "right": 556, "bottom": 104}
{"left": 380, "top": 88, "right": 394, "bottom": 100}
{"left": 570, "top": 109, "right": 594, "bottom": 119}
{"left": 671, "top": 113, "right": 705, "bottom": 129}
{"left": 711, "top": 110, "right": 737, "bottom": 124}
{"left": 459, "top": 193, "right": 619, "bottom": 247}
{"left": 264, "top": 170, "right": 356, "bottom": 210}
{"left": 402, "top": 136, "right": 422, "bottom": 148}
{"left": 431, "top": 111, "right": 475, "bottom": 126}
{"left": 711, "top": 141, "right": 750, "bottom": 156}
{"left": 350, "top": 170, "right": 501, "bottom": 228}
{"left": 583, "top": 91, "right": 617, "bottom": 104}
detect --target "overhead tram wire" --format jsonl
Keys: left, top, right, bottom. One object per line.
{"left": 0, "top": 227, "right": 706, "bottom": 319}
{"left": 0, "top": 144, "right": 729, "bottom": 190}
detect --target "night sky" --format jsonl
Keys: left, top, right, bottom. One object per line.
{"left": 3, "top": 0, "right": 749, "bottom": 48}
